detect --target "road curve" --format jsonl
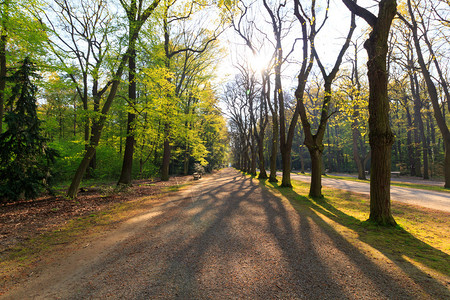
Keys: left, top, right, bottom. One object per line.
{"left": 289, "top": 173, "right": 450, "bottom": 213}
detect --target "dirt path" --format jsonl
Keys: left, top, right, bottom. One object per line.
{"left": 2, "top": 169, "right": 449, "bottom": 299}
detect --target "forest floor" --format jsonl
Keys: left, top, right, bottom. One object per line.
{"left": 0, "top": 175, "right": 191, "bottom": 293}
{"left": 1, "top": 168, "right": 449, "bottom": 299}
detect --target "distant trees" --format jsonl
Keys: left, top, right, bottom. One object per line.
{"left": 227, "top": 0, "right": 450, "bottom": 226}
{"left": 403, "top": 0, "right": 450, "bottom": 188}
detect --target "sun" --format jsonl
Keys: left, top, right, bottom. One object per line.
{"left": 249, "top": 52, "right": 271, "bottom": 74}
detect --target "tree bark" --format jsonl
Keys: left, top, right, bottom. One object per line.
{"left": 257, "top": 73, "right": 269, "bottom": 179}
{"left": 404, "top": 102, "right": 416, "bottom": 176}
{"left": 183, "top": 144, "right": 189, "bottom": 175}
{"left": 343, "top": 0, "right": 397, "bottom": 225}
{"left": 161, "top": 123, "right": 171, "bottom": 181}
{"left": 269, "top": 93, "right": 279, "bottom": 182}
{"left": 0, "top": 8, "right": 7, "bottom": 134}
{"left": 411, "top": 72, "right": 423, "bottom": 177}
{"left": 250, "top": 145, "right": 257, "bottom": 176}
{"left": 309, "top": 147, "right": 323, "bottom": 197}
{"left": 118, "top": 45, "right": 137, "bottom": 185}
{"left": 118, "top": 112, "right": 136, "bottom": 184}
{"left": 365, "top": 2, "right": 396, "bottom": 225}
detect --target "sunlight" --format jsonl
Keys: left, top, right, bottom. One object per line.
{"left": 249, "top": 52, "right": 271, "bottom": 74}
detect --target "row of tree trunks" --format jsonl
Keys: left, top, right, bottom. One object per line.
{"left": 406, "top": 0, "right": 450, "bottom": 188}
{"left": 67, "top": 0, "right": 161, "bottom": 198}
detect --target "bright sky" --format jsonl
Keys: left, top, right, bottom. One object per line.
{"left": 216, "top": 0, "right": 376, "bottom": 88}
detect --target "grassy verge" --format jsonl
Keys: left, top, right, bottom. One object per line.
{"left": 0, "top": 181, "right": 189, "bottom": 286}
{"left": 309, "top": 173, "right": 450, "bottom": 193}
{"left": 257, "top": 175, "right": 449, "bottom": 278}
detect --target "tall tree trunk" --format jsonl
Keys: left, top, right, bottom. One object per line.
{"left": 411, "top": 73, "right": 423, "bottom": 177}
{"left": 72, "top": 94, "right": 77, "bottom": 137}
{"left": 82, "top": 81, "right": 90, "bottom": 177}
{"left": 118, "top": 112, "right": 136, "bottom": 184}
{"left": 257, "top": 74, "right": 269, "bottom": 179}
{"left": 258, "top": 139, "right": 267, "bottom": 178}
{"left": 161, "top": 123, "right": 171, "bottom": 181}
{"left": 118, "top": 41, "right": 137, "bottom": 185}
{"left": 309, "top": 146, "right": 323, "bottom": 197}
{"left": 183, "top": 144, "right": 189, "bottom": 175}
{"left": 404, "top": 104, "right": 416, "bottom": 176}
{"left": 366, "top": 3, "right": 396, "bottom": 225}
{"left": 0, "top": 12, "right": 6, "bottom": 134}
{"left": 269, "top": 101, "right": 279, "bottom": 182}
{"left": 280, "top": 147, "right": 292, "bottom": 186}
{"left": 250, "top": 145, "right": 257, "bottom": 176}
{"left": 343, "top": 0, "right": 397, "bottom": 225}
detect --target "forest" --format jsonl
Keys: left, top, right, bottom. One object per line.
{"left": 224, "top": 0, "right": 449, "bottom": 225}
{"left": 0, "top": 0, "right": 229, "bottom": 201}
{"left": 0, "top": 0, "right": 449, "bottom": 226}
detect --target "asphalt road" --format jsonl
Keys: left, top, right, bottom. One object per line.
{"left": 288, "top": 173, "right": 450, "bottom": 213}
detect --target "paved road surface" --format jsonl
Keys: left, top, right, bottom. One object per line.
{"left": 288, "top": 173, "right": 450, "bottom": 212}
{"left": 3, "top": 169, "right": 448, "bottom": 299}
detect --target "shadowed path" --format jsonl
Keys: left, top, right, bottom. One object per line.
{"left": 3, "top": 169, "right": 448, "bottom": 299}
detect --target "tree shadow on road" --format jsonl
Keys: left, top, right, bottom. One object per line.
{"left": 262, "top": 179, "right": 450, "bottom": 299}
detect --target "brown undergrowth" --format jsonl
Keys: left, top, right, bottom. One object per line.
{"left": 0, "top": 175, "right": 192, "bottom": 293}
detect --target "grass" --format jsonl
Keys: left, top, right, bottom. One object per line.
{"left": 308, "top": 173, "right": 450, "bottom": 193}
{"left": 0, "top": 181, "right": 189, "bottom": 285}
{"left": 256, "top": 174, "right": 450, "bottom": 278}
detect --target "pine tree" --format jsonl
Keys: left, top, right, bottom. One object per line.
{"left": 0, "top": 57, "right": 57, "bottom": 202}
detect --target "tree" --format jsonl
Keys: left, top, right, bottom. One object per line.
{"left": 263, "top": 0, "right": 310, "bottom": 187}
{"left": 342, "top": 0, "right": 397, "bottom": 225}
{"left": 1, "top": 0, "right": 47, "bottom": 133}
{"left": 39, "top": 0, "right": 114, "bottom": 176}
{"left": 296, "top": 1, "right": 356, "bottom": 197}
{"left": 0, "top": 0, "right": 7, "bottom": 134}
{"left": 225, "top": 0, "right": 271, "bottom": 179}
{"left": 345, "top": 40, "right": 370, "bottom": 180}
{"left": 402, "top": 0, "right": 450, "bottom": 188}
{"left": 66, "top": 0, "right": 161, "bottom": 198}
{"left": 0, "top": 58, "right": 57, "bottom": 202}
{"left": 159, "top": 0, "right": 223, "bottom": 181}
{"left": 117, "top": 0, "right": 146, "bottom": 185}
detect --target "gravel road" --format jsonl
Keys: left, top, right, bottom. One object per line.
{"left": 289, "top": 173, "right": 450, "bottom": 212}
{"left": 3, "top": 169, "right": 449, "bottom": 299}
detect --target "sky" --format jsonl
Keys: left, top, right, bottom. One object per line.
{"left": 215, "top": 0, "right": 376, "bottom": 88}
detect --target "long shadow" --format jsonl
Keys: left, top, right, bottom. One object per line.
{"left": 41, "top": 170, "right": 250, "bottom": 299}
{"left": 255, "top": 179, "right": 350, "bottom": 298}
{"left": 36, "top": 169, "right": 448, "bottom": 299}
{"left": 138, "top": 170, "right": 261, "bottom": 297}
{"left": 265, "top": 180, "right": 450, "bottom": 299}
